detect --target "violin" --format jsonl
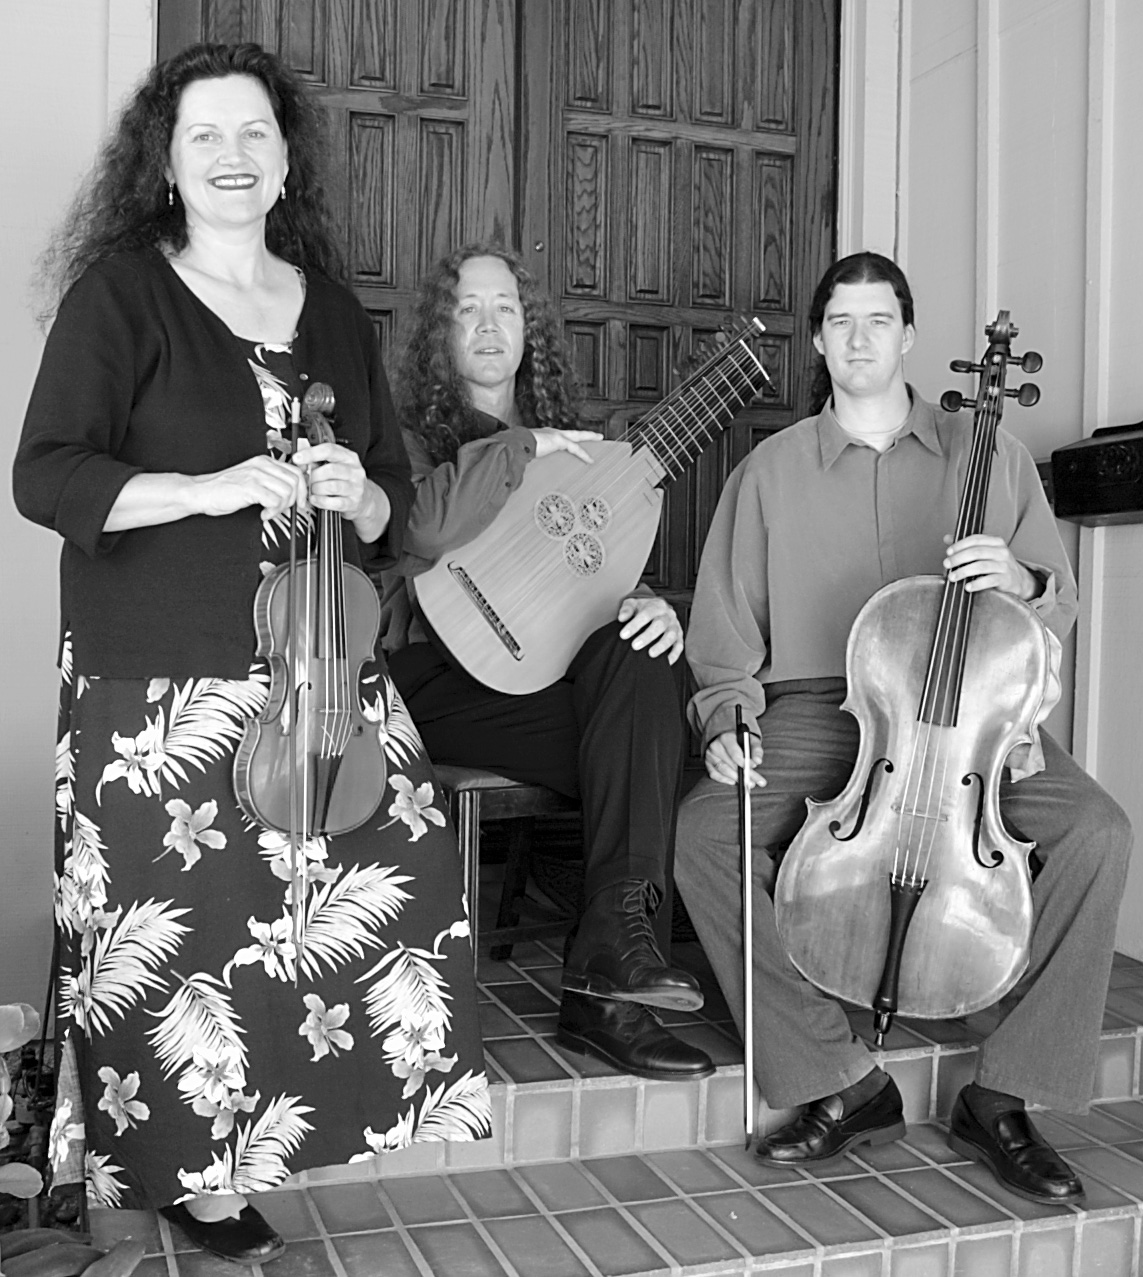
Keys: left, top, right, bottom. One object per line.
{"left": 234, "top": 383, "right": 387, "bottom": 947}
{"left": 774, "top": 314, "right": 1049, "bottom": 1044}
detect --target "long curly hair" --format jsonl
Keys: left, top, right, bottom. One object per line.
{"left": 394, "top": 243, "right": 578, "bottom": 466}
{"left": 37, "top": 42, "right": 343, "bottom": 320}
{"left": 807, "top": 251, "right": 915, "bottom": 415}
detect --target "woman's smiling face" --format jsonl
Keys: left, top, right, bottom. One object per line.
{"left": 167, "top": 74, "right": 289, "bottom": 237}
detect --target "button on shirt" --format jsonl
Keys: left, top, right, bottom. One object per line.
{"left": 686, "top": 392, "right": 1077, "bottom": 749}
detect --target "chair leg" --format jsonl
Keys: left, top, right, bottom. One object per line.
{"left": 490, "top": 817, "right": 536, "bottom": 962}
{"left": 454, "top": 790, "right": 481, "bottom": 976}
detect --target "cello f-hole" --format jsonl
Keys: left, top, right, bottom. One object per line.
{"left": 962, "top": 772, "right": 1005, "bottom": 869}
{"left": 829, "top": 758, "right": 894, "bottom": 842}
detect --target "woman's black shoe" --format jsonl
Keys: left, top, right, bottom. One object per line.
{"left": 161, "top": 1203, "right": 287, "bottom": 1266}
{"left": 947, "top": 1089, "right": 1085, "bottom": 1206}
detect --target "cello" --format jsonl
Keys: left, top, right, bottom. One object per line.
{"left": 234, "top": 383, "right": 387, "bottom": 950}
{"left": 774, "top": 313, "right": 1049, "bottom": 1045}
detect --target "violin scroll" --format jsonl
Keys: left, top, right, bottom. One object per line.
{"left": 942, "top": 312, "right": 1043, "bottom": 416}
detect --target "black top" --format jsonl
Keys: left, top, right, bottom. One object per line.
{"left": 13, "top": 248, "right": 412, "bottom": 679}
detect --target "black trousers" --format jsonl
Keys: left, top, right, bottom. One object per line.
{"left": 388, "top": 622, "right": 687, "bottom": 946}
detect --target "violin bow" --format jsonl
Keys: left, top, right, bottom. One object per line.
{"left": 287, "top": 397, "right": 305, "bottom": 972}
{"left": 736, "top": 706, "right": 755, "bottom": 1150}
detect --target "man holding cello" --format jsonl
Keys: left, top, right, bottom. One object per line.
{"left": 675, "top": 252, "right": 1133, "bottom": 1206}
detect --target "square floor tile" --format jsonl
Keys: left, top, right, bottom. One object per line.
{"left": 88, "top": 1208, "right": 163, "bottom": 1254}
{"left": 577, "top": 1084, "right": 639, "bottom": 1159}
{"left": 819, "top": 1251, "right": 882, "bottom": 1276}
{"left": 888, "top": 1168, "right": 1013, "bottom": 1228}
{"left": 704, "top": 1071, "right": 749, "bottom": 1144}
{"left": 447, "top": 1084, "right": 508, "bottom": 1170}
{"left": 765, "top": 1182, "right": 882, "bottom": 1247}
{"left": 1098, "top": 1099, "right": 1143, "bottom": 1131}
{"left": 478, "top": 1002, "right": 524, "bottom": 1038}
{"left": 945, "top": 1162, "right": 1079, "bottom": 1221}
{"left": 828, "top": 1175, "right": 945, "bottom": 1239}
{"left": 934, "top": 1051, "right": 978, "bottom": 1119}
{"left": 951, "top": 1232, "right": 1012, "bottom": 1277}
{"left": 1016, "top": 1224, "right": 1074, "bottom": 1277}
{"left": 1093, "top": 1034, "right": 1136, "bottom": 1101}
{"left": 849, "top": 1140, "right": 926, "bottom": 1173}
{"left": 264, "top": 1239, "right": 339, "bottom": 1276}
{"left": 889, "top": 1055, "right": 935, "bottom": 1124}
{"left": 483, "top": 1215, "right": 592, "bottom": 1277}
{"left": 687, "top": 1189, "right": 812, "bottom": 1259}
{"left": 486, "top": 1036, "right": 575, "bottom": 1083}
{"left": 332, "top": 1230, "right": 423, "bottom": 1277}
{"left": 381, "top": 1174, "right": 466, "bottom": 1226}
{"left": 642, "top": 1080, "right": 699, "bottom": 1150}
{"left": 451, "top": 1167, "right": 537, "bottom": 1219}
{"left": 487, "top": 981, "right": 559, "bottom": 1017}
{"left": 629, "top": 1198, "right": 745, "bottom": 1267}
{"left": 308, "top": 1181, "right": 392, "bottom": 1234}
{"left": 1076, "top": 1216, "right": 1135, "bottom": 1277}
{"left": 891, "top": 1241, "right": 951, "bottom": 1276}
{"left": 558, "top": 1206, "right": 670, "bottom": 1276}
{"left": 406, "top": 1221, "right": 506, "bottom": 1276}
{"left": 244, "top": 1191, "right": 319, "bottom": 1242}
{"left": 1068, "top": 1145, "right": 1143, "bottom": 1200}
{"left": 518, "top": 1161, "right": 607, "bottom": 1213}
{"left": 646, "top": 1148, "right": 738, "bottom": 1195}
{"left": 511, "top": 1085, "right": 574, "bottom": 1163}
{"left": 707, "top": 1141, "right": 806, "bottom": 1188}
{"left": 582, "top": 1154, "right": 675, "bottom": 1203}
{"left": 901, "top": 1123, "right": 966, "bottom": 1166}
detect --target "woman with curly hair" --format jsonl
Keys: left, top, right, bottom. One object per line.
{"left": 14, "top": 43, "right": 489, "bottom": 1265}
{"left": 381, "top": 244, "right": 715, "bottom": 1085}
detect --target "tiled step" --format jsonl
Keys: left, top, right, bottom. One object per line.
{"left": 313, "top": 941, "right": 1143, "bottom": 1180}
{"left": 93, "top": 1105, "right": 1143, "bottom": 1276}
{"left": 81, "top": 951, "right": 1143, "bottom": 1274}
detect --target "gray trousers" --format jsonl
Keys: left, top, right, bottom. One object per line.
{"left": 675, "top": 684, "right": 1133, "bottom": 1114}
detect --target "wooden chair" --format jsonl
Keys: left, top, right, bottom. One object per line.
{"left": 434, "top": 765, "right": 580, "bottom": 972}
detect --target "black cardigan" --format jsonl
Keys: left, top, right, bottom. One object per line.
{"left": 13, "top": 248, "right": 412, "bottom": 679}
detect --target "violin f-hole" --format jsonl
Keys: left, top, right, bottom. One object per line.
{"left": 962, "top": 772, "right": 1005, "bottom": 869}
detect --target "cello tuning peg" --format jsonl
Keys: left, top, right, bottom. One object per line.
{"left": 1004, "top": 383, "right": 1040, "bottom": 407}
{"left": 940, "top": 390, "right": 976, "bottom": 412}
{"left": 949, "top": 359, "right": 982, "bottom": 374}
{"left": 1016, "top": 351, "right": 1043, "bottom": 374}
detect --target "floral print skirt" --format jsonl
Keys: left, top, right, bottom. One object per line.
{"left": 51, "top": 639, "right": 489, "bottom": 1210}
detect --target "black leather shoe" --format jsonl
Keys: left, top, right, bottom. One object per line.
{"left": 556, "top": 991, "right": 714, "bottom": 1081}
{"left": 161, "top": 1203, "right": 287, "bottom": 1266}
{"left": 947, "top": 1089, "right": 1085, "bottom": 1206}
{"left": 754, "top": 1077, "right": 906, "bottom": 1165}
{"left": 562, "top": 879, "right": 704, "bottom": 1011}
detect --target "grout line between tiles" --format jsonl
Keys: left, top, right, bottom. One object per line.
{"left": 503, "top": 1163, "right": 608, "bottom": 1277}
{"left": 296, "top": 1184, "right": 349, "bottom": 1277}
{"left": 436, "top": 1168, "right": 525, "bottom": 1277}
{"left": 368, "top": 1179, "right": 439, "bottom": 1277}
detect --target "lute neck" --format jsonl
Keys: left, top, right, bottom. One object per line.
{"left": 621, "top": 320, "right": 770, "bottom": 484}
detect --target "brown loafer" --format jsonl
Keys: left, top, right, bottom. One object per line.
{"left": 754, "top": 1077, "right": 906, "bottom": 1165}
{"left": 947, "top": 1089, "right": 1085, "bottom": 1206}
{"left": 161, "top": 1203, "right": 287, "bottom": 1266}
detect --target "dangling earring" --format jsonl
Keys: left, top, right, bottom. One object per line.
{"left": 167, "top": 180, "right": 174, "bottom": 208}
{"left": 280, "top": 182, "right": 287, "bottom": 202}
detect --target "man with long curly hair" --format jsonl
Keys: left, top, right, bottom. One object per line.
{"left": 378, "top": 244, "right": 714, "bottom": 1083}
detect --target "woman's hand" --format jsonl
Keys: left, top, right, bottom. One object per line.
{"left": 293, "top": 440, "right": 391, "bottom": 544}
{"left": 616, "top": 595, "right": 684, "bottom": 663}
{"left": 705, "top": 728, "right": 765, "bottom": 788}
{"left": 530, "top": 427, "right": 602, "bottom": 464}
{"left": 192, "top": 456, "right": 306, "bottom": 522}
{"left": 942, "top": 533, "right": 1040, "bottom": 601}
{"left": 293, "top": 440, "right": 368, "bottom": 518}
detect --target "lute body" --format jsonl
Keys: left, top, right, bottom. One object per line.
{"left": 416, "top": 320, "right": 770, "bottom": 693}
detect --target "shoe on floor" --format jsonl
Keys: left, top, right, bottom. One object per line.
{"left": 754, "top": 1073, "right": 906, "bottom": 1165}
{"left": 947, "top": 1088, "right": 1085, "bottom": 1206}
{"left": 562, "top": 879, "right": 704, "bottom": 1011}
{"left": 160, "top": 1202, "right": 287, "bottom": 1266}
{"left": 556, "top": 990, "right": 714, "bottom": 1081}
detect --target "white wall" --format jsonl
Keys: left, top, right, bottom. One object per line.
{"left": 842, "top": 0, "right": 1142, "bottom": 954}
{"left": 1, "top": 0, "right": 154, "bottom": 1007}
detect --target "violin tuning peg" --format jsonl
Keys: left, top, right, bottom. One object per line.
{"left": 949, "top": 359, "right": 981, "bottom": 374}
{"left": 940, "top": 390, "right": 966, "bottom": 412}
{"left": 1018, "top": 351, "right": 1043, "bottom": 374}
{"left": 1017, "top": 383, "right": 1040, "bottom": 407}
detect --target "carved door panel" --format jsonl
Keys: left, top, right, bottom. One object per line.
{"left": 518, "top": 0, "right": 838, "bottom": 602}
{"left": 159, "top": 0, "right": 516, "bottom": 354}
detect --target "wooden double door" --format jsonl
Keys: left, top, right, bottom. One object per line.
{"left": 160, "top": 0, "right": 838, "bottom": 606}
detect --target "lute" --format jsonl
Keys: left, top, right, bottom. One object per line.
{"left": 416, "top": 319, "right": 770, "bottom": 693}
